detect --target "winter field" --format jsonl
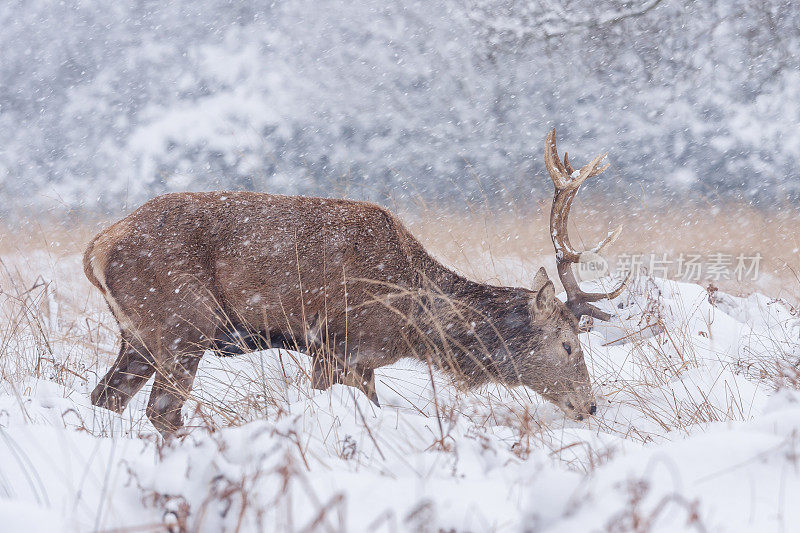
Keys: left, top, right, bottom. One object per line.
{"left": 3, "top": 208, "right": 800, "bottom": 532}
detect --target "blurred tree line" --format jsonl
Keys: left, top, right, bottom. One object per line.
{"left": 0, "top": 0, "right": 798, "bottom": 216}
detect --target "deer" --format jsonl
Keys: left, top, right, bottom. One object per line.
{"left": 85, "top": 129, "right": 626, "bottom": 436}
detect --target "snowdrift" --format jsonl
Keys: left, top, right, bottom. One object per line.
{"left": 2, "top": 266, "right": 800, "bottom": 531}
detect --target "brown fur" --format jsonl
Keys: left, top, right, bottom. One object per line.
{"left": 87, "top": 192, "right": 595, "bottom": 435}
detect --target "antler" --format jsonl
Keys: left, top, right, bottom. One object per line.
{"left": 544, "top": 129, "right": 629, "bottom": 322}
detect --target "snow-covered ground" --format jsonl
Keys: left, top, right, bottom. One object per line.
{"left": 2, "top": 251, "right": 800, "bottom": 532}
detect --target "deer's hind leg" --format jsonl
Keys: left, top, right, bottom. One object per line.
{"left": 146, "top": 350, "right": 205, "bottom": 436}
{"left": 144, "top": 291, "right": 221, "bottom": 436}
{"left": 91, "top": 331, "right": 155, "bottom": 413}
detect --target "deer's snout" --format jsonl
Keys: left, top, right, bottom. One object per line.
{"left": 561, "top": 394, "right": 598, "bottom": 421}
{"left": 574, "top": 402, "right": 598, "bottom": 421}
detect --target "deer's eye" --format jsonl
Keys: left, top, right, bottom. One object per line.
{"left": 562, "top": 342, "right": 572, "bottom": 356}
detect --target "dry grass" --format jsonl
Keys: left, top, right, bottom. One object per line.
{"left": 1, "top": 201, "right": 799, "bottom": 441}
{"left": 5, "top": 199, "right": 799, "bottom": 300}
{"left": 404, "top": 198, "right": 800, "bottom": 304}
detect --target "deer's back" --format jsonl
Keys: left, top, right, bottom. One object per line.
{"left": 86, "top": 192, "right": 436, "bottom": 362}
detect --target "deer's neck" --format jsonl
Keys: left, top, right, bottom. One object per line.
{"left": 407, "top": 265, "right": 529, "bottom": 386}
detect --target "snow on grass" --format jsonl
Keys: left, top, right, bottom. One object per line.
{"left": 2, "top": 252, "right": 800, "bottom": 531}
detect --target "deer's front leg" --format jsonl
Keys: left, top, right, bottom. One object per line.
{"left": 311, "top": 353, "right": 380, "bottom": 407}
{"left": 341, "top": 366, "right": 380, "bottom": 407}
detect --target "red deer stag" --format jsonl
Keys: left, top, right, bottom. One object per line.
{"left": 85, "top": 129, "right": 625, "bottom": 435}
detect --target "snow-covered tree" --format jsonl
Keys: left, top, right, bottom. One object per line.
{"left": 0, "top": 0, "right": 798, "bottom": 216}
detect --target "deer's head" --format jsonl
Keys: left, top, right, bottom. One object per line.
{"left": 517, "top": 129, "right": 629, "bottom": 420}
{"left": 519, "top": 267, "right": 596, "bottom": 420}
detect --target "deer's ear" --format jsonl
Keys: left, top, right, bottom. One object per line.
{"left": 531, "top": 267, "right": 550, "bottom": 292}
{"left": 532, "top": 280, "right": 558, "bottom": 320}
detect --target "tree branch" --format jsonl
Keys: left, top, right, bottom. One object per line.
{"left": 543, "top": 0, "right": 666, "bottom": 38}
{"left": 467, "top": 0, "right": 666, "bottom": 43}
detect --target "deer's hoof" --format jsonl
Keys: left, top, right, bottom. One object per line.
{"left": 90, "top": 383, "right": 127, "bottom": 413}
